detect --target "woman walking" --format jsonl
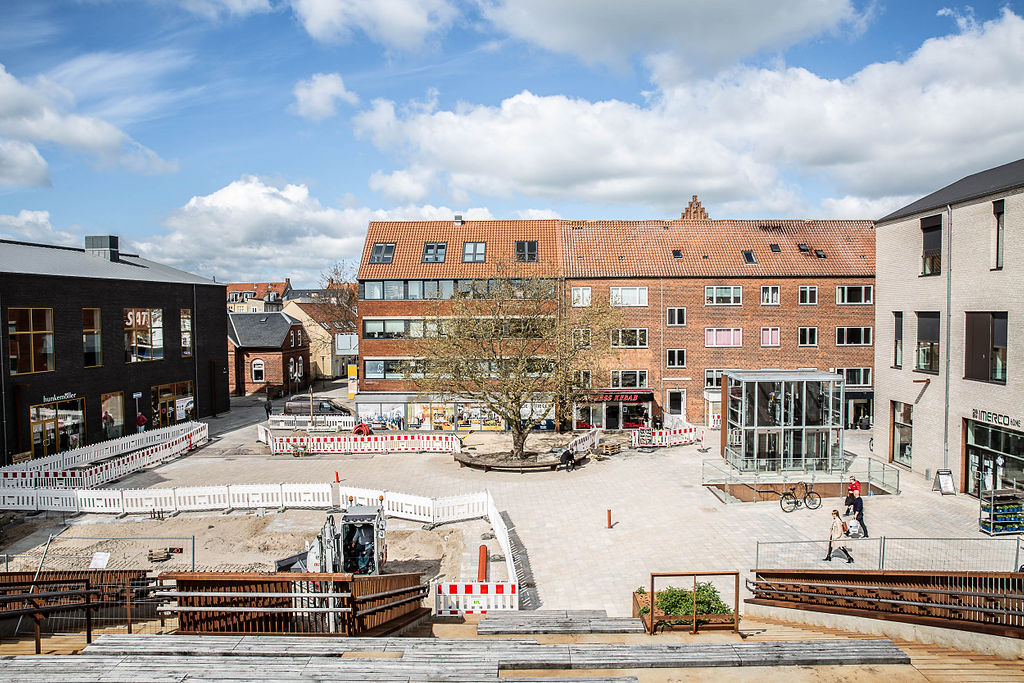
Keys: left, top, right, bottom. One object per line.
{"left": 824, "top": 509, "right": 854, "bottom": 563}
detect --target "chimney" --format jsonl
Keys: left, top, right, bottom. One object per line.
{"left": 85, "top": 235, "right": 119, "bottom": 262}
{"left": 454, "top": 214, "right": 463, "bottom": 226}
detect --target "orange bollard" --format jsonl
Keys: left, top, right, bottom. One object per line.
{"left": 335, "top": 471, "right": 340, "bottom": 483}
{"left": 607, "top": 509, "right": 612, "bottom": 529}
{"left": 477, "top": 545, "right": 488, "bottom": 582}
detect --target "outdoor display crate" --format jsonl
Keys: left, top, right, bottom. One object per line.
{"left": 978, "top": 488, "right": 1024, "bottom": 535}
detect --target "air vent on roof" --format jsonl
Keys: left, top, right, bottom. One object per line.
{"left": 798, "top": 243, "right": 810, "bottom": 253}
{"left": 815, "top": 250, "right": 826, "bottom": 259}
{"left": 770, "top": 243, "right": 781, "bottom": 253}
{"left": 260, "top": 317, "right": 268, "bottom": 323}
{"left": 618, "top": 255, "right": 624, "bottom": 260}
{"left": 742, "top": 250, "right": 757, "bottom": 265}
{"left": 672, "top": 249, "right": 682, "bottom": 259}
{"left": 454, "top": 214, "right": 463, "bottom": 226}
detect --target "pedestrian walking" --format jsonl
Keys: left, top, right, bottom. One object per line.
{"left": 264, "top": 396, "right": 273, "bottom": 419}
{"left": 824, "top": 509, "right": 854, "bottom": 563}
{"left": 852, "top": 490, "right": 869, "bottom": 538}
{"left": 136, "top": 412, "right": 148, "bottom": 433}
{"left": 844, "top": 475, "right": 861, "bottom": 516}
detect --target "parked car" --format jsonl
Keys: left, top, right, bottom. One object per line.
{"left": 283, "top": 395, "right": 352, "bottom": 416}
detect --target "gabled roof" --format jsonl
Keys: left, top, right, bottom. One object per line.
{"left": 358, "top": 220, "right": 561, "bottom": 279}
{"left": 562, "top": 219, "right": 874, "bottom": 278}
{"left": 227, "top": 312, "right": 300, "bottom": 348}
{"left": 225, "top": 280, "right": 290, "bottom": 301}
{"left": 878, "top": 158, "right": 1024, "bottom": 224}
{"left": 0, "top": 239, "right": 217, "bottom": 285}
{"left": 284, "top": 301, "right": 356, "bottom": 330}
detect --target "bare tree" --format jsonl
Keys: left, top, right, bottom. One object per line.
{"left": 407, "top": 263, "right": 619, "bottom": 459}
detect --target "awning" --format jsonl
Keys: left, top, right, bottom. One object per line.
{"left": 588, "top": 390, "right": 654, "bottom": 403}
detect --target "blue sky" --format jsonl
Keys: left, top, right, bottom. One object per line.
{"left": 1, "top": 0, "right": 1022, "bottom": 285}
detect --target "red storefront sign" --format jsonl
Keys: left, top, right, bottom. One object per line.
{"left": 589, "top": 391, "right": 654, "bottom": 403}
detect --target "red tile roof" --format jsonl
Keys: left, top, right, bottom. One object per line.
{"left": 358, "top": 220, "right": 562, "bottom": 279}
{"left": 287, "top": 301, "right": 355, "bottom": 329}
{"left": 225, "top": 280, "right": 290, "bottom": 300}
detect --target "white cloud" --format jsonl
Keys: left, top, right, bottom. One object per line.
{"left": 480, "top": 0, "right": 864, "bottom": 78}
{"left": 368, "top": 166, "right": 435, "bottom": 202}
{"left": 289, "top": 0, "right": 457, "bottom": 49}
{"left": 135, "top": 175, "right": 492, "bottom": 284}
{"left": 515, "top": 208, "right": 560, "bottom": 219}
{"left": 354, "top": 9, "right": 1024, "bottom": 217}
{"left": 0, "top": 138, "right": 49, "bottom": 186}
{"left": 0, "top": 210, "right": 81, "bottom": 246}
{"left": 174, "top": 0, "right": 272, "bottom": 19}
{"left": 291, "top": 73, "right": 359, "bottom": 121}
{"left": 0, "top": 64, "right": 176, "bottom": 183}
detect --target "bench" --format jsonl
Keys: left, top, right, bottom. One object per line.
{"left": 454, "top": 453, "right": 583, "bottom": 473}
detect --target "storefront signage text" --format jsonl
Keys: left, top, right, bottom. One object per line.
{"left": 972, "top": 409, "right": 1022, "bottom": 429}
{"left": 43, "top": 392, "right": 77, "bottom": 403}
{"left": 591, "top": 392, "right": 652, "bottom": 403}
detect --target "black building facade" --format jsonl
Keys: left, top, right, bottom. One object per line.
{"left": 1, "top": 236, "right": 230, "bottom": 466}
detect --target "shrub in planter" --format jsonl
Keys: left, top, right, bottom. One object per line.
{"left": 654, "top": 582, "right": 733, "bottom": 627}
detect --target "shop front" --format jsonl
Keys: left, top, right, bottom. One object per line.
{"left": 965, "top": 416, "right": 1024, "bottom": 498}
{"left": 574, "top": 390, "right": 654, "bottom": 430}
{"left": 150, "top": 381, "right": 195, "bottom": 429}
{"left": 30, "top": 392, "right": 86, "bottom": 458}
{"left": 355, "top": 395, "right": 509, "bottom": 431}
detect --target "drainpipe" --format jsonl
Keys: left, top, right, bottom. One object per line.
{"left": 942, "top": 204, "right": 953, "bottom": 470}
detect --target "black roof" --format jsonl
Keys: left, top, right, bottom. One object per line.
{"left": 878, "top": 158, "right": 1024, "bottom": 224}
{"left": 228, "top": 312, "right": 300, "bottom": 347}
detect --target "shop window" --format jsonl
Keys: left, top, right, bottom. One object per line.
{"left": 571, "top": 287, "right": 591, "bottom": 307}
{"left": 252, "top": 359, "right": 265, "bottom": 382}
{"left": 8, "top": 307, "right": 54, "bottom": 375}
{"left": 921, "top": 215, "right": 942, "bottom": 275}
{"left": 836, "top": 326, "right": 872, "bottom": 346}
{"left": 893, "top": 312, "right": 903, "bottom": 368}
{"left": 151, "top": 381, "right": 194, "bottom": 429}
{"left": 705, "top": 327, "right": 742, "bottom": 347}
{"left": 798, "top": 327, "right": 817, "bottom": 347}
{"left": 610, "top": 370, "right": 647, "bottom": 388}
{"left": 705, "top": 286, "right": 742, "bottom": 305}
{"left": 666, "top": 349, "right": 686, "bottom": 368}
{"left": 180, "top": 308, "right": 193, "bottom": 357}
{"left": 965, "top": 311, "right": 1007, "bottom": 383}
{"left": 915, "top": 312, "right": 939, "bottom": 373}
{"left": 760, "top": 327, "right": 780, "bottom": 347}
{"left": 836, "top": 285, "right": 873, "bottom": 304}
{"left": 799, "top": 285, "right": 817, "bottom": 305}
{"left": 515, "top": 240, "right": 538, "bottom": 262}
{"left": 369, "top": 242, "right": 395, "bottom": 264}
{"left": 667, "top": 307, "right": 686, "bottom": 326}
{"left": 101, "top": 392, "right": 125, "bottom": 440}
{"left": 760, "top": 286, "right": 779, "bottom": 305}
{"left": 610, "top": 287, "right": 648, "bottom": 307}
{"left": 83, "top": 308, "right": 102, "bottom": 367}
{"left": 892, "top": 401, "right": 912, "bottom": 467}
{"left": 124, "top": 308, "right": 164, "bottom": 362}
{"left": 30, "top": 397, "right": 85, "bottom": 457}
{"left": 610, "top": 328, "right": 647, "bottom": 348}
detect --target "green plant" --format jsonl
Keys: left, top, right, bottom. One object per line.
{"left": 635, "top": 586, "right": 646, "bottom": 594}
{"left": 653, "top": 582, "right": 732, "bottom": 627}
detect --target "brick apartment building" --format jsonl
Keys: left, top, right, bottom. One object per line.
{"left": 355, "top": 200, "right": 875, "bottom": 430}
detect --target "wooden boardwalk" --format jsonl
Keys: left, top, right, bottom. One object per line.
{"left": 476, "top": 609, "right": 646, "bottom": 634}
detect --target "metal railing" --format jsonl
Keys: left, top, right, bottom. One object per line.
{"left": 754, "top": 536, "right": 1023, "bottom": 572}
{"left": 747, "top": 568, "right": 1024, "bottom": 639}
{"left": 702, "top": 457, "right": 901, "bottom": 501}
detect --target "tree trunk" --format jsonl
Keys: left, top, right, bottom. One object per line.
{"left": 510, "top": 424, "right": 527, "bottom": 460}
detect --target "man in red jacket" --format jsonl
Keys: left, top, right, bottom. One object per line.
{"left": 136, "top": 412, "right": 148, "bottom": 433}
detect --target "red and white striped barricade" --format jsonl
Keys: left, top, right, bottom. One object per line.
{"left": 435, "top": 581, "right": 519, "bottom": 615}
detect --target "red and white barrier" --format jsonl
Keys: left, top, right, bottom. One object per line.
{"left": 270, "top": 432, "right": 462, "bottom": 456}
{"left": 567, "top": 428, "right": 601, "bottom": 454}
{"left": 630, "top": 425, "right": 703, "bottom": 448}
{"left": 435, "top": 581, "right": 518, "bottom": 615}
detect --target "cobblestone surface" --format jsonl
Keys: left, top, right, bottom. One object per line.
{"left": 112, "top": 387, "right": 997, "bottom": 616}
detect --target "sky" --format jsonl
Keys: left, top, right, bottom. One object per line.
{"left": 1, "top": 1, "right": 1023, "bottom": 286}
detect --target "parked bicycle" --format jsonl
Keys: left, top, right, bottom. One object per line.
{"left": 779, "top": 482, "right": 822, "bottom": 513}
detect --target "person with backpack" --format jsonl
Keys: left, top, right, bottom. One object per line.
{"left": 824, "top": 509, "right": 854, "bottom": 563}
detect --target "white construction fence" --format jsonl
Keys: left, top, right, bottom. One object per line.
{"left": 630, "top": 424, "right": 703, "bottom": 448}
{"left": 270, "top": 432, "right": 462, "bottom": 455}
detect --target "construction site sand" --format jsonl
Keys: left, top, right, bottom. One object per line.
{"left": 6, "top": 510, "right": 466, "bottom": 581}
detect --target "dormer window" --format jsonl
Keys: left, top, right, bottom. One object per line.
{"left": 671, "top": 249, "right": 683, "bottom": 259}
{"left": 370, "top": 242, "right": 395, "bottom": 264}
{"left": 798, "top": 243, "right": 810, "bottom": 253}
{"left": 422, "top": 242, "right": 447, "bottom": 263}
{"left": 515, "top": 240, "right": 538, "bottom": 262}
{"left": 462, "top": 242, "right": 486, "bottom": 263}
{"left": 742, "top": 250, "right": 756, "bottom": 264}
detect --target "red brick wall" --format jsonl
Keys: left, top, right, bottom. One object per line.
{"left": 228, "top": 325, "right": 311, "bottom": 396}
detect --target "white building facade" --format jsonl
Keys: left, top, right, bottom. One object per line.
{"left": 874, "top": 159, "right": 1024, "bottom": 495}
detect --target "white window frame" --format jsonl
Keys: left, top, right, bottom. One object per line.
{"left": 572, "top": 328, "right": 592, "bottom": 349}
{"left": 667, "top": 307, "right": 686, "bottom": 326}
{"left": 705, "top": 327, "right": 743, "bottom": 347}
{"left": 571, "top": 287, "right": 591, "bottom": 307}
{"left": 798, "top": 327, "right": 818, "bottom": 347}
{"left": 251, "top": 359, "right": 265, "bottom": 382}
{"left": 760, "top": 327, "right": 780, "bottom": 347}
{"left": 836, "top": 326, "right": 873, "bottom": 346}
{"left": 705, "top": 369, "right": 724, "bottom": 388}
{"left": 704, "top": 286, "right": 742, "bottom": 306}
{"left": 799, "top": 285, "right": 818, "bottom": 305}
{"left": 610, "top": 287, "right": 648, "bottom": 307}
{"left": 610, "top": 328, "right": 648, "bottom": 348}
{"left": 760, "top": 285, "right": 780, "bottom": 306}
{"left": 836, "top": 285, "right": 874, "bottom": 305}
{"left": 666, "top": 349, "right": 686, "bottom": 368}
{"left": 610, "top": 369, "right": 648, "bottom": 388}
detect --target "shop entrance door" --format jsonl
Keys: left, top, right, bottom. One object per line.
{"left": 605, "top": 403, "right": 620, "bottom": 430}
{"left": 967, "top": 448, "right": 997, "bottom": 498}
{"left": 31, "top": 415, "right": 58, "bottom": 458}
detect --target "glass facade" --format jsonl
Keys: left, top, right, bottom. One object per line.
{"left": 101, "top": 391, "right": 125, "bottom": 440}
{"left": 151, "top": 381, "right": 194, "bottom": 429}
{"left": 359, "top": 401, "right": 508, "bottom": 431}
{"left": 124, "top": 308, "right": 164, "bottom": 362}
{"left": 30, "top": 397, "right": 86, "bottom": 458}
{"left": 966, "top": 420, "right": 1024, "bottom": 497}
{"left": 722, "top": 370, "right": 844, "bottom": 472}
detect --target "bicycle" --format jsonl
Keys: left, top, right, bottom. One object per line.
{"left": 779, "top": 482, "right": 822, "bottom": 513}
